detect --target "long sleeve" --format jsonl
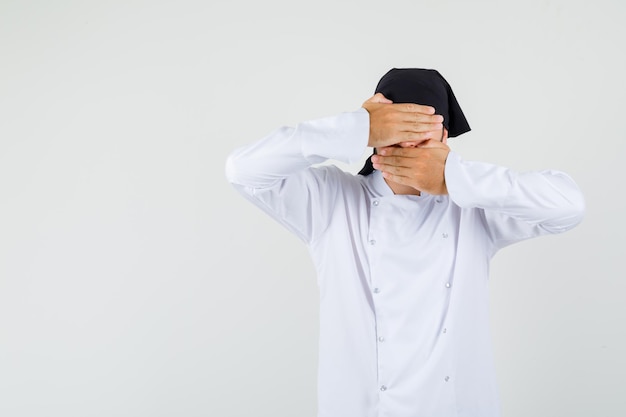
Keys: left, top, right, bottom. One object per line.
{"left": 225, "top": 107, "right": 370, "bottom": 243}
{"left": 225, "top": 107, "right": 369, "bottom": 188}
{"left": 444, "top": 150, "right": 586, "bottom": 253}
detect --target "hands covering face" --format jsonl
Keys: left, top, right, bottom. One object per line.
{"left": 361, "top": 93, "right": 450, "bottom": 195}
{"left": 371, "top": 140, "right": 449, "bottom": 195}
{"left": 362, "top": 93, "right": 445, "bottom": 148}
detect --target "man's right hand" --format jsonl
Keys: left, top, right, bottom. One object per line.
{"left": 361, "top": 93, "right": 444, "bottom": 148}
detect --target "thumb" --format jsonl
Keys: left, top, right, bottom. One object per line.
{"left": 366, "top": 92, "right": 393, "bottom": 104}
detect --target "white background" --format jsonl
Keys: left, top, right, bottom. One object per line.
{"left": 1, "top": 1, "right": 625, "bottom": 416}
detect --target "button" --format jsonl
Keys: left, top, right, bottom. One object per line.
{"left": 436, "top": 199, "right": 442, "bottom": 203}
{"left": 442, "top": 232, "right": 448, "bottom": 238}
{"left": 445, "top": 376, "right": 450, "bottom": 382}
{"left": 373, "top": 288, "right": 380, "bottom": 293}
{"left": 445, "top": 282, "right": 451, "bottom": 288}
{"left": 443, "top": 328, "right": 447, "bottom": 333}
{"left": 380, "top": 385, "right": 387, "bottom": 391}
{"left": 378, "top": 336, "right": 385, "bottom": 342}
{"left": 373, "top": 200, "right": 379, "bottom": 206}
{"left": 369, "top": 240, "right": 376, "bottom": 245}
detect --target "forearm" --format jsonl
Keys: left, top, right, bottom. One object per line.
{"left": 225, "top": 108, "right": 370, "bottom": 189}
{"left": 445, "top": 151, "right": 585, "bottom": 233}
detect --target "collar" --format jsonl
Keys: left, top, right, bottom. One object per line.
{"left": 366, "top": 170, "right": 434, "bottom": 201}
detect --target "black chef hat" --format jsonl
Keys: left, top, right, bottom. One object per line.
{"left": 358, "top": 68, "right": 471, "bottom": 176}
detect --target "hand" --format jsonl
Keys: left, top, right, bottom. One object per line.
{"left": 371, "top": 139, "right": 451, "bottom": 195}
{"left": 361, "top": 93, "right": 444, "bottom": 148}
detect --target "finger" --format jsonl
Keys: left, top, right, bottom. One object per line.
{"left": 400, "top": 113, "right": 444, "bottom": 124}
{"left": 389, "top": 112, "right": 443, "bottom": 130}
{"left": 399, "top": 123, "right": 444, "bottom": 133}
{"left": 393, "top": 103, "right": 436, "bottom": 114}
{"left": 396, "top": 129, "right": 443, "bottom": 141}
{"left": 376, "top": 146, "right": 396, "bottom": 155}
{"left": 389, "top": 110, "right": 442, "bottom": 125}
{"left": 417, "top": 139, "right": 449, "bottom": 149}
{"left": 380, "top": 170, "right": 412, "bottom": 186}
{"left": 398, "top": 138, "right": 445, "bottom": 148}
{"left": 397, "top": 118, "right": 444, "bottom": 132}
{"left": 367, "top": 92, "right": 393, "bottom": 104}
{"left": 378, "top": 146, "right": 427, "bottom": 157}
{"left": 375, "top": 93, "right": 393, "bottom": 103}
{"left": 372, "top": 160, "right": 410, "bottom": 175}
{"left": 372, "top": 154, "right": 414, "bottom": 169}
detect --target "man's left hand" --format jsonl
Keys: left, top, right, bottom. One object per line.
{"left": 371, "top": 140, "right": 451, "bottom": 195}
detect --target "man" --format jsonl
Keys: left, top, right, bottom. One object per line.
{"left": 225, "top": 68, "right": 585, "bottom": 417}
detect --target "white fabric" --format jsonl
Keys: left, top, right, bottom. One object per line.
{"left": 225, "top": 107, "right": 585, "bottom": 417}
